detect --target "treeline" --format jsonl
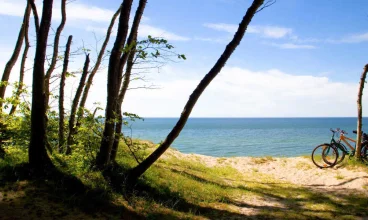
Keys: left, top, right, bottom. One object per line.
{"left": 0, "top": 0, "right": 265, "bottom": 186}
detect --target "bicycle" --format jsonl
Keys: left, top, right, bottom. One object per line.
{"left": 332, "top": 129, "right": 368, "bottom": 165}
{"left": 312, "top": 128, "right": 368, "bottom": 168}
{"left": 311, "top": 129, "right": 339, "bottom": 168}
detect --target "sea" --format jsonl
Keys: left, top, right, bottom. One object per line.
{"left": 123, "top": 118, "right": 368, "bottom": 157}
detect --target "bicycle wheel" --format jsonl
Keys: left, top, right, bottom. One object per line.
{"left": 360, "top": 144, "right": 368, "bottom": 163}
{"left": 311, "top": 144, "right": 338, "bottom": 168}
{"left": 331, "top": 143, "right": 346, "bottom": 165}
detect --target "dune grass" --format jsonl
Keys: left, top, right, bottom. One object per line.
{"left": 0, "top": 142, "right": 367, "bottom": 219}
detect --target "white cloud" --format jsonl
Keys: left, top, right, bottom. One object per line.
{"left": 329, "top": 32, "right": 368, "bottom": 44}
{"left": 0, "top": 0, "right": 25, "bottom": 17}
{"left": 0, "top": 0, "right": 148, "bottom": 23}
{"left": 203, "top": 23, "right": 237, "bottom": 33}
{"left": 85, "top": 24, "right": 190, "bottom": 41}
{"left": 249, "top": 25, "right": 293, "bottom": 39}
{"left": 139, "top": 24, "right": 190, "bottom": 41}
{"left": 203, "top": 23, "right": 293, "bottom": 39}
{"left": 266, "top": 42, "right": 317, "bottom": 49}
{"left": 115, "top": 66, "right": 364, "bottom": 117}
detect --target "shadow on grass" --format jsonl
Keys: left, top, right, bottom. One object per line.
{"left": 102, "top": 163, "right": 368, "bottom": 219}
{"left": 0, "top": 163, "right": 144, "bottom": 220}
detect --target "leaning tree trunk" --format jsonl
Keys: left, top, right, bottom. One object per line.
{"left": 58, "top": 35, "right": 73, "bottom": 153}
{"left": 95, "top": 0, "right": 134, "bottom": 169}
{"left": 29, "top": 0, "right": 54, "bottom": 172}
{"left": 66, "top": 54, "right": 90, "bottom": 155}
{"left": 356, "top": 64, "right": 368, "bottom": 159}
{"left": 0, "top": 3, "right": 31, "bottom": 109}
{"left": 44, "top": 0, "right": 67, "bottom": 106}
{"left": 111, "top": 46, "right": 136, "bottom": 162}
{"left": 126, "top": 0, "right": 264, "bottom": 184}
{"left": 9, "top": 5, "right": 31, "bottom": 116}
{"left": 77, "top": 5, "right": 121, "bottom": 127}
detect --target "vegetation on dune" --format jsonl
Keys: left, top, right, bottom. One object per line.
{"left": 1, "top": 141, "right": 368, "bottom": 219}
{"left": 1, "top": 0, "right": 368, "bottom": 219}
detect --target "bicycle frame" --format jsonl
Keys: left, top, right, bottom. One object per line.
{"left": 331, "top": 132, "right": 355, "bottom": 155}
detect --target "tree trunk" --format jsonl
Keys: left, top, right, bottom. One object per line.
{"left": 58, "top": 35, "right": 73, "bottom": 153}
{"left": 77, "top": 5, "right": 122, "bottom": 125}
{"left": 29, "top": 0, "right": 54, "bottom": 172}
{"left": 66, "top": 54, "right": 90, "bottom": 155}
{"left": 29, "top": 0, "right": 40, "bottom": 34}
{"left": 0, "top": 3, "right": 31, "bottom": 108}
{"left": 111, "top": 46, "right": 136, "bottom": 162}
{"left": 44, "top": 0, "right": 67, "bottom": 107}
{"left": 111, "top": 0, "right": 147, "bottom": 162}
{"left": 126, "top": 0, "right": 264, "bottom": 184}
{"left": 356, "top": 64, "right": 368, "bottom": 159}
{"left": 95, "top": 0, "right": 134, "bottom": 169}
{"left": 9, "top": 3, "right": 31, "bottom": 115}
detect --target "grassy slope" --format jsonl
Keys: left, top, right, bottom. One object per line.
{"left": 0, "top": 142, "right": 367, "bottom": 220}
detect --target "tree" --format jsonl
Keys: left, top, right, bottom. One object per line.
{"left": 126, "top": 0, "right": 265, "bottom": 184}
{"left": 29, "top": 0, "right": 54, "bottom": 171}
{"left": 95, "top": 0, "right": 135, "bottom": 168}
{"left": 0, "top": 3, "right": 31, "bottom": 109}
{"left": 110, "top": 0, "right": 148, "bottom": 162}
{"left": 58, "top": 35, "right": 73, "bottom": 153}
{"left": 110, "top": 44, "right": 136, "bottom": 162}
{"left": 356, "top": 64, "right": 368, "bottom": 159}
{"left": 78, "top": 5, "right": 122, "bottom": 118}
{"left": 66, "top": 54, "right": 90, "bottom": 154}
{"left": 44, "top": 0, "right": 67, "bottom": 106}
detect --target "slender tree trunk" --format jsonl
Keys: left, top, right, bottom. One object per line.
{"left": 96, "top": 0, "right": 134, "bottom": 169}
{"left": 29, "top": 0, "right": 40, "bottom": 34}
{"left": 29, "top": 0, "right": 54, "bottom": 172}
{"left": 44, "top": 0, "right": 67, "bottom": 107}
{"left": 9, "top": 3, "right": 31, "bottom": 115}
{"left": 0, "top": 3, "right": 31, "bottom": 108}
{"left": 66, "top": 54, "right": 90, "bottom": 155}
{"left": 111, "top": 47, "right": 136, "bottom": 162}
{"left": 126, "top": 0, "right": 264, "bottom": 184}
{"left": 118, "top": 0, "right": 147, "bottom": 84}
{"left": 77, "top": 6, "right": 122, "bottom": 125}
{"left": 58, "top": 36, "right": 73, "bottom": 153}
{"left": 110, "top": 0, "right": 147, "bottom": 162}
{"left": 356, "top": 64, "right": 368, "bottom": 159}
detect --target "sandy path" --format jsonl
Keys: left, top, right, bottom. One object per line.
{"left": 168, "top": 150, "right": 368, "bottom": 192}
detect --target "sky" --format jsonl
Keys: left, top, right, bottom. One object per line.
{"left": 1, "top": 0, "right": 368, "bottom": 117}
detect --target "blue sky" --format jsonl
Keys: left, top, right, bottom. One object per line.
{"left": 1, "top": 0, "right": 368, "bottom": 117}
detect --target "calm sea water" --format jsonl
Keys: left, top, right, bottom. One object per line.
{"left": 123, "top": 118, "right": 368, "bottom": 157}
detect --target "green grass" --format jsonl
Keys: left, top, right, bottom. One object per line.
{"left": 1, "top": 141, "right": 368, "bottom": 219}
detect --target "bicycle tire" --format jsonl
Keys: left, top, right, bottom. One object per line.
{"left": 331, "top": 143, "right": 346, "bottom": 165}
{"left": 311, "top": 144, "right": 338, "bottom": 168}
{"left": 360, "top": 144, "right": 368, "bottom": 163}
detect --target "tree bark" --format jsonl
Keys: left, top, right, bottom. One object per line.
{"left": 95, "top": 0, "right": 134, "bottom": 169}
{"left": 126, "top": 0, "right": 264, "bottom": 184}
{"left": 9, "top": 3, "right": 31, "bottom": 115}
{"left": 111, "top": 46, "right": 136, "bottom": 162}
{"left": 77, "top": 5, "right": 122, "bottom": 124}
{"left": 118, "top": 0, "right": 147, "bottom": 85}
{"left": 29, "top": 0, "right": 54, "bottom": 171}
{"left": 29, "top": 0, "right": 40, "bottom": 34}
{"left": 0, "top": 3, "right": 31, "bottom": 108}
{"left": 66, "top": 54, "right": 90, "bottom": 155}
{"left": 356, "top": 64, "right": 368, "bottom": 159}
{"left": 44, "top": 0, "right": 67, "bottom": 107}
{"left": 58, "top": 35, "right": 73, "bottom": 153}
{"left": 111, "top": 0, "right": 147, "bottom": 162}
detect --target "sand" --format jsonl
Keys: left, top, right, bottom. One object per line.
{"left": 167, "top": 149, "right": 368, "bottom": 192}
